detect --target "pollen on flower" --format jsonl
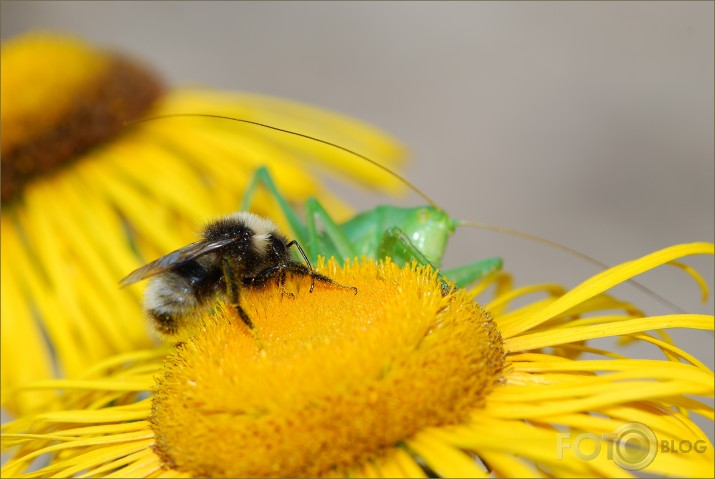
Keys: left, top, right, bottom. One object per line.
{"left": 150, "top": 259, "right": 505, "bottom": 477}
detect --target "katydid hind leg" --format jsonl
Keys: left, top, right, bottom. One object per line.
{"left": 379, "top": 226, "right": 436, "bottom": 268}
{"left": 379, "top": 226, "right": 454, "bottom": 292}
{"left": 379, "top": 227, "right": 502, "bottom": 290}
{"left": 304, "top": 197, "right": 358, "bottom": 264}
{"left": 239, "top": 166, "right": 310, "bottom": 245}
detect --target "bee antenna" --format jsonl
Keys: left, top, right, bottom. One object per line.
{"left": 127, "top": 113, "right": 441, "bottom": 209}
{"left": 458, "top": 220, "right": 688, "bottom": 314}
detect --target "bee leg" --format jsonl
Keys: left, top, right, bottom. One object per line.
{"left": 277, "top": 269, "right": 296, "bottom": 299}
{"left": 250, "top": 262, "right": 357, "bottom": 296}
{"left": 247, "top": 264, "right": 295, "bottom": 299}
{"left": 223, "top": 257, "right": 254, "bottom": 330}
{"left": 281, "top": 263, "right": 358, "bottom": 296}
{"left": 310, "top": 270, "right": 358, "bottom": 296}
{"left": 285, "top": 240, "right": 315, "bottom": 292}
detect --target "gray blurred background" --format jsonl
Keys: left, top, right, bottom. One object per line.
{"left": 2, "top": 3, "right": 712, "bottom": 365}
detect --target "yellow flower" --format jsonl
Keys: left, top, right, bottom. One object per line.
{"left": 1, "top": 32, "right": 406, "bottom": 414}
{"left": 2, "top": 244, "right": 713, "bottom": 477}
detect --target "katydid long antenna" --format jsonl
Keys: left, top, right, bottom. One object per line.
{"left": 130, "top": 113, "right": 687, "bottom": 313}
{"left": 128, "top": 113, "right": 440, "bottom": 209}
{"left": 458, "top": 220, "right": 688, "bottom": 314}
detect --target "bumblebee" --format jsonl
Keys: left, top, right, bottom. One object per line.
{"left": 120, "top": 212, "right": 356, "bottom": 336}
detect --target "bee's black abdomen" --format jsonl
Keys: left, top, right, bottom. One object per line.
{"left": 173, "top": 260, "right": 220, "bottom": 303}
{"left": 174, "top": 261, "right": 209, "bottom": 286}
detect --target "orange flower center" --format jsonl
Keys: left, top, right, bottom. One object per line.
{"left": 150, "top": 259, "right": 505, "bottom": 477}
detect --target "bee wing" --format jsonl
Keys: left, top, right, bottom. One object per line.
{"left": 119, "top": 237, "right": 238, "bottom": 287}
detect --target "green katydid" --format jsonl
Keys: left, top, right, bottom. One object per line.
{"left": 239, "top": 165, "right": 502, "bottom": 289}
{"left": 133, "top": 113, "right": 688, "bottom": 311}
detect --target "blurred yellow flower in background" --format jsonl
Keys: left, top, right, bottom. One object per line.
{"left": 0, "top": 32, "right": 406, "bottom": 414}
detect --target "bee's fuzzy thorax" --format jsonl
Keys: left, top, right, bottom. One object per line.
{"left": 235, "top": 212, "right": 279, "bottom": 257}
{"left": 202, "top": 212, "right": 278, "bottom": 257}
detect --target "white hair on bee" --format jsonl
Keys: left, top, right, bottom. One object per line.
{"left": 143, "top": 271, "right": 198, "bottom": 334}
{"left": 226, "top": 212, "right": 277, "bottom": 257}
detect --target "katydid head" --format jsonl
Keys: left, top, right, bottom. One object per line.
{"left": 399, "top": 206, "right": 459, "bottom": 266}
